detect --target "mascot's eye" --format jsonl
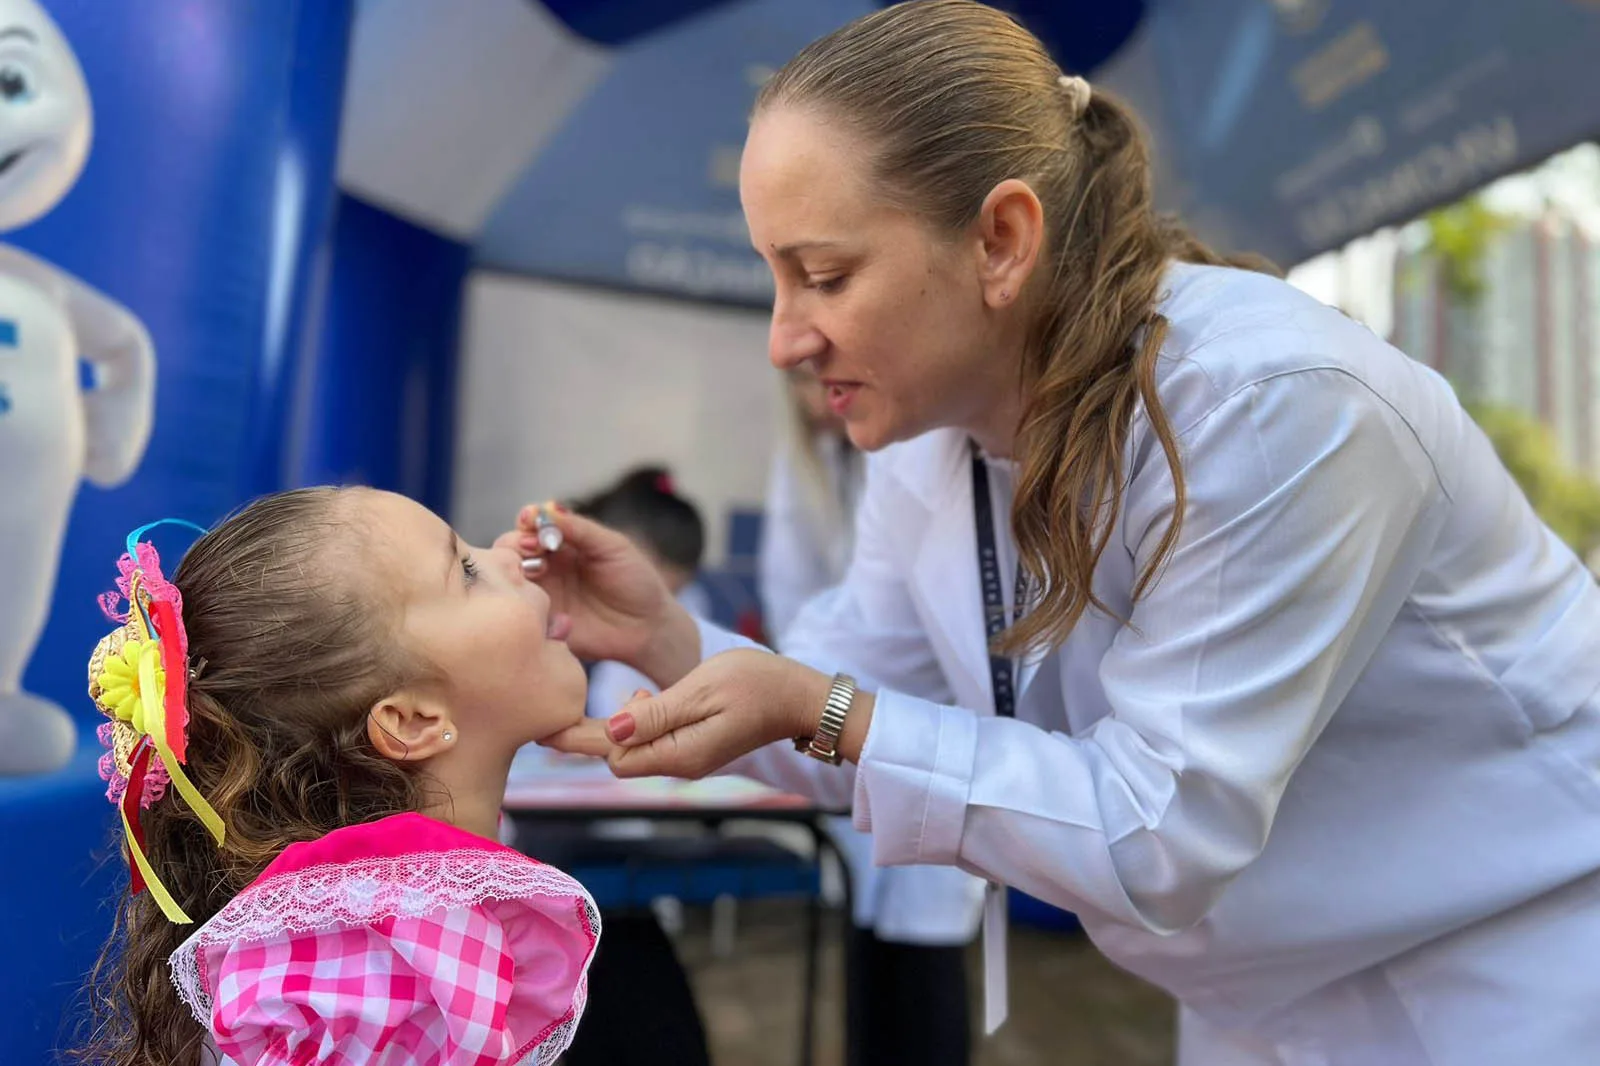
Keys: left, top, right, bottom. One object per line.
{"left": 0, "top": 66, "right": 32, "bottom": 102}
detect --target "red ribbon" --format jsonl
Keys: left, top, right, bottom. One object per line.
{"left": 148, "top": 598, "right": 189, "bottom": 763}
{"left": 122, "top": 738, "right": 152, "bottom": 896}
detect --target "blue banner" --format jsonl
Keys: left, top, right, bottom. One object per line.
{"left": 478, "top": 0, "right": 875, "bottom": 305}
{"left": 1143, "top": 0, "right": 1600, "bottom": 263}
{"left": 478, "top": 0, "right": 1147, "bottom": 304}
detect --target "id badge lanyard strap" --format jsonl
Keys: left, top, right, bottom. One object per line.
{"left": 970, "top": 442, "right": 1028, "bottom": 1034}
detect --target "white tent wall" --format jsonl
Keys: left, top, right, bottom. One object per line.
{"left": 452, "top": 274, "right": 777, "bottom": 563}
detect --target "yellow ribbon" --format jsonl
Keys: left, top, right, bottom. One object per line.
{"left": 95, "top": 574, "right": 227, "bottom": 924}
{"left": 137, "top": 648, "right": 226, "bottom": 847}
{"left": 119, "top": 781, "right": 193, "bottom": 924}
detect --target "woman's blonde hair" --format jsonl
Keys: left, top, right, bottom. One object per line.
{"left": 777, "top": 373, "right": 856, "bottom": 565}
{"left": 757, "top": 0, "right": 1274, "bottom": 653}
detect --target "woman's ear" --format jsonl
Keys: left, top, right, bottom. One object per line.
{"left": 976, "top": 178, "right": 1045, "bottom": 309}
{"left": 367, "top": 692, "right": 455, "bottom": 763}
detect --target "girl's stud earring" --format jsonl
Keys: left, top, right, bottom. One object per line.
{"left": 442, "top": 731, "right": 454, "bottom": 742}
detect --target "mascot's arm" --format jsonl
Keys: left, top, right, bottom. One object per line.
{"left": 0, "top": 245, "right": 156, "bottom": 487}
{"left": 73, "top": 279, "right": 155, "bottom": 488}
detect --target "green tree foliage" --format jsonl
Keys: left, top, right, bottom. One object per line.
{"left": 1420, "top": 198, "right": 1509, "bottom": 303}
{"left": 1467, "top": 403, "right": 1600, "bottom": 558}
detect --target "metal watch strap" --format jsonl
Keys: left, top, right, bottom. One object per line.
{"left": 795, "top": 673, "right": 856, "bottom": 765}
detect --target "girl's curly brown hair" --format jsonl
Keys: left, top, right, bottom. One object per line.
{"left": 72, "top": 487, "right": 438, "bottom": 1066}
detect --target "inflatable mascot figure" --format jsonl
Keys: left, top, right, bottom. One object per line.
{"left": 0, "top": 0, "right": 155, "bottom": 774}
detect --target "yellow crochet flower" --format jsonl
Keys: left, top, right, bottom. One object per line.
{"left": 95, "top": 637, "right": 163, "bottom": 736}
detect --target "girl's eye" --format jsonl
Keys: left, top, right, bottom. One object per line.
{"left": 461, "top": 556, "right": 480, "bottom": 585}
{"left": 810, "top": 275, "right": 847, "bottom": 295}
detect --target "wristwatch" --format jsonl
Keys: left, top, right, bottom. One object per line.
{"left": 795, "top": 673, "right": 857, "bottom": 765}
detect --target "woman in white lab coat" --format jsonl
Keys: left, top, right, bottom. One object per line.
{"left": 761, "top": 365, "right": 983, "bottom": 1066}
{"left": 506, "top": 4, "right": 1600, "bottom": 1063}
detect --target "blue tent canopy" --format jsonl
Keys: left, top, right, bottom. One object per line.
{"left": 338, "top": 0, "right": 1153, "bottom": 305}
{"left": 338, "top": 0, "right": 1600, "bottom": 295}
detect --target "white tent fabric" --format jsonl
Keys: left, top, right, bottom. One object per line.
{"left": 336, "top": 0, "right": 612, "bottom": 241}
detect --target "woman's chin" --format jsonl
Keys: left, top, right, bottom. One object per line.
{"left": 844, "top": 417, "right": 879, "bottom": 451}
{"left": 845, "top": 410, "right": 911, "bottom": 453}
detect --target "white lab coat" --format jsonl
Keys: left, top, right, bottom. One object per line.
{"left": 709, "top": 262, "right": 1600, "bottom": 1063}
{"left": 759, "top": 432, "right": 861, "bottom": 638}
{"left": 760, "top": 426, "right": 984, "bottom": 944}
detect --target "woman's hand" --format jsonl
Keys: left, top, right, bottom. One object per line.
{"left": 580, "top": 650, "right": 872, "bottom": 779}
{"left": 494, "top": 503, "right": 700, "bottom": 685}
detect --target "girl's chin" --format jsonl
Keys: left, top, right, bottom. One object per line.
{"left": 544, "top": 698, "right": 590, "bottom": 739}
{"left": 514, "top": 703, "right": 584, "bottom": 750}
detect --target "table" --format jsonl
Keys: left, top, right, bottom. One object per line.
{"left": 502, "top": 756, "right": 851, "bottom": 1066}
{"left": 503, "top": 772, "right": 821, "bottom": 817}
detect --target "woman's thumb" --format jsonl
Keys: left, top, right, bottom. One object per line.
{"left": 606, "top": 686, "right": 684, "bottom": 748}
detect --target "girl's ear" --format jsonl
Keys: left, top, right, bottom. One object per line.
{"left": 367, "top": 691, "right": 454, "bottom": 762}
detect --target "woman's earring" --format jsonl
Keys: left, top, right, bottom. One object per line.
{"left": 1000, "top": 290, "right": 1011, "bottom": 302}
{"left": 442, "top": 731, "right": 454, "bottom": 742}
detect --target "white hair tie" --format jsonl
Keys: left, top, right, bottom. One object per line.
{"left": 1057, "top": 74, "right": 1092, "bottom": 119}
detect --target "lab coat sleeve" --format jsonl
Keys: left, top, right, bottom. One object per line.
{"left": 853, "top": 369, "right": 1444, "bottom": 933}
{"left": 710, "top": 454, "right": 957, "bottom": 810}
{"left": 758, "top": 445, "right": 833, "bottom": 640}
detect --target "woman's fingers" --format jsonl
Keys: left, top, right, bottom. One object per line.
{"left": 509, "top": 503, "right": 636, "bottom": 584}
{"left": 508, "top": 502, "right": 594, "bottom": 580}
{"left": 516, "top": 500, "right": 562, "bottom": 532}
{"left": 606, "top": 692, "right": 669, "bottom": 747}
{"left": 492, "top": 526, "right": 549, "bottom": 578}
{"left": 537, "top": 718, "right": 615, "bottom": 759}
{"left": 521, "top": 503, "right": 640, "bottom": 557}
{"left": 602, "top": 678, "right": 714, "bottom": 774}
{"left": 608, "top": 713, "right": 723, "bottom": 779}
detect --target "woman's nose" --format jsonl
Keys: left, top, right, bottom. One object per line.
{"left": 769, "top": 307, "right": 826, "bottom": 370}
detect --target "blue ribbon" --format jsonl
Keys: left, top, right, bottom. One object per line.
{"left": 124, "top": 519, "right": 208, "bottom": 633}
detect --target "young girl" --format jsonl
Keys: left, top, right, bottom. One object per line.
{"left": 76, "top": 486, "right": 601, "bottom": 1066}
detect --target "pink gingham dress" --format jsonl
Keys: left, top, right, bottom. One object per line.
{"left": 170, "top": 813, "right": 600, "bottom": 1065}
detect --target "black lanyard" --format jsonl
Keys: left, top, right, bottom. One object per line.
{"left": 971, "top": 445, "right": 1029, "bottom": 717}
